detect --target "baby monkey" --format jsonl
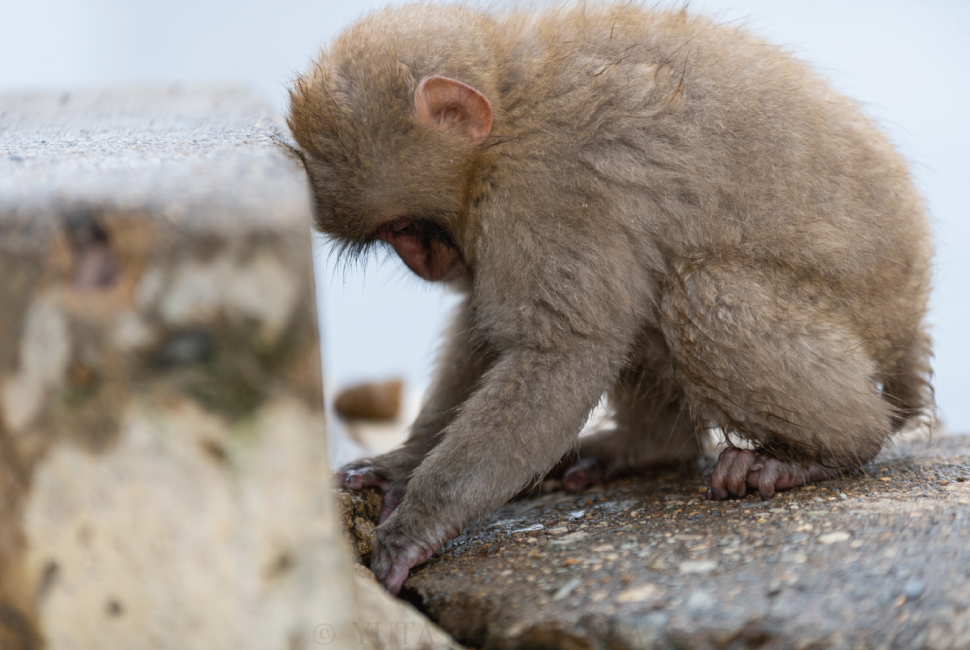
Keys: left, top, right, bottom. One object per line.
{"left": 289, "top": 3, "right": 933, "bottom": 593}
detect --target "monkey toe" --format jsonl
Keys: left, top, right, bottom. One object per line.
{"left": 562, "top": 459, "right": 603, "bottom": 493}
{"left": 708, "top": 447, "right": 758, "bottom": 500}
{"left": 746, "top": 457, "right": 794, "bottom": 499}
{"left": 746, "top": 456, "right": 845, "bottom": 499}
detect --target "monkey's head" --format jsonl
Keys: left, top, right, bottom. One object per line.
{"left": 288, "top": 6, "right": 500, "bottom": 283}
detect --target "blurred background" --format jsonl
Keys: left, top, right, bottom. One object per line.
{"left": 2, "top": 0, "right": 967, "bottom": 464}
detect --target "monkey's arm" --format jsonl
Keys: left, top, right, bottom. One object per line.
{"left": 338, "top": 297, "right": 496, "bottom": 521}
{"left": 372, "top": 336, "right": 627, "bottom": 593}
{"left": 365, "top": 208, "right": 644, "bottom": 592}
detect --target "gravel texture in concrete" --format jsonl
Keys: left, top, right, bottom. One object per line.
{"left": 1, "top": 86, "right": 306, "bottom": 233}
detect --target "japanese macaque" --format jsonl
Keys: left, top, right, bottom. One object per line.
{"left": 288, "top": 3, "right": 933, "bottom": 594}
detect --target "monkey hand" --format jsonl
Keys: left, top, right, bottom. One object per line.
{"left": 370, "top": 511, "right": 461, "bottom": 595}
{"left": 336, "top": 449, "right": 424, "bottom": 523}
{"left": 707, "top": 447, "right": 846, "bottom": 500}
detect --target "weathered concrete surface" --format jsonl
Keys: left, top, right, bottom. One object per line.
{"left": 0, "top": 88, "right": 356, "bottom": 650}
{"left": 338, "top": 486, "right": 383, "bottom": 562}
{"left": 346, "top": 435, "right": 970, "bottom": 650}
{"left": 354, "top": 565, "right": 465, "bottom": 650}
{"left": 1, "top": 87, "right": 307, "bottom": 229}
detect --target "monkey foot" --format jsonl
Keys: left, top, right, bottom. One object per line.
{"left": 707, "top": 447, "right": 846, "bottom": 500}
{"left": 337, "top": 454, "right": 418, "bottom": 523}
{"left": 561, "top": 457, "right": 699, "bottom": 493}
{"left": 559, "top": 452, "right": 695, "bottom": 493}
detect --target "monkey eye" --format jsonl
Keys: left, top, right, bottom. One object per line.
{"left": 389, "top": 219, "right": 418, "bottom": 236}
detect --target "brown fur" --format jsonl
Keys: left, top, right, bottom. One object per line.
{"left": 289, "top": 2, "right": 933, "bottom": 593}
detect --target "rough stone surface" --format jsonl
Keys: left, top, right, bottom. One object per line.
{"left": 0, "top": 88, "right": 358, "bottom": 650}
{"left": 354, "top": 566, "right": 465, "bottom": 650}
{"left": 345, "top": 435, "right": 970, "bottom": 649}
{"left": 337, "top": 487, "right": 383, "bottom": 562}
{"left": 1, "top": 87, "right": 307, "bottom": 230}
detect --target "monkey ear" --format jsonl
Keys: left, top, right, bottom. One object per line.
{"left": 415, "top": 76, "right": 493, "bottom": 145}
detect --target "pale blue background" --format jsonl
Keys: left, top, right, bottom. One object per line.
{"left": 2, "top": 1, "right": 967, "bottom": 431}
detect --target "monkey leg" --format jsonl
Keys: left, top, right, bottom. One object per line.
{"left": 337, "top": 298, "right": 496, "bottom": 521}
{"left": 561, "top": 366, "right": 702, "bottom": 492}
{"left": 704, "top": 326, "right": 937, "bottom": 503}
{"left": 660, "top": 260, "right": 893, "bottom": 500}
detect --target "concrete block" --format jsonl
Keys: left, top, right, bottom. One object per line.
{"left": 0, "top": 87, "right": 357, "bottom": 650}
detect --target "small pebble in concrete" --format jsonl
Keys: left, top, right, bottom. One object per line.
{"left": 616, "top": 583, "right": 664, "bottom": 603}
{"left": 678, "top": 560, "right": 717, "bottom": 574}
{"left": 511, "top": 524, "right": 544, "bottom": 534}
{"left": 904, "top": 579, "right": 926, "bottom": 600}
{"left": 686, "top": 590, "right": 717, "bottom": 613}
{"left": 552, "top": 578, "right": 582, "bottom": 601}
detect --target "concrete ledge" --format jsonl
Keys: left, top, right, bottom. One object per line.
{"left": 0, "top": 88, "right": 355, "bottom": 650}
{"left": 342, "top": 436, "right": 970, "bottom": 649}
{"left": 1, "top": 87, "right": 307, "bottom": 231}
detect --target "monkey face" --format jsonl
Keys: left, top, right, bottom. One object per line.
{"left": 376, "top": 218, "right": 467, "bottom": 282}
{"left": 300, "top": 149, "right": 470, "bottom": 283}
{"left": 292, "top": 74, "right": 493, "bottom": 283}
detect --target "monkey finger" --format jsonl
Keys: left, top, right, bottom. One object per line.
{"left": 339, "top": 468, "right": 387, "bottom": 491}
{"left": 378, "top": 491, "right": 403, "bottom": 524}
{"left": 381, "top": 562, "right": 411, "bottom": 597}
